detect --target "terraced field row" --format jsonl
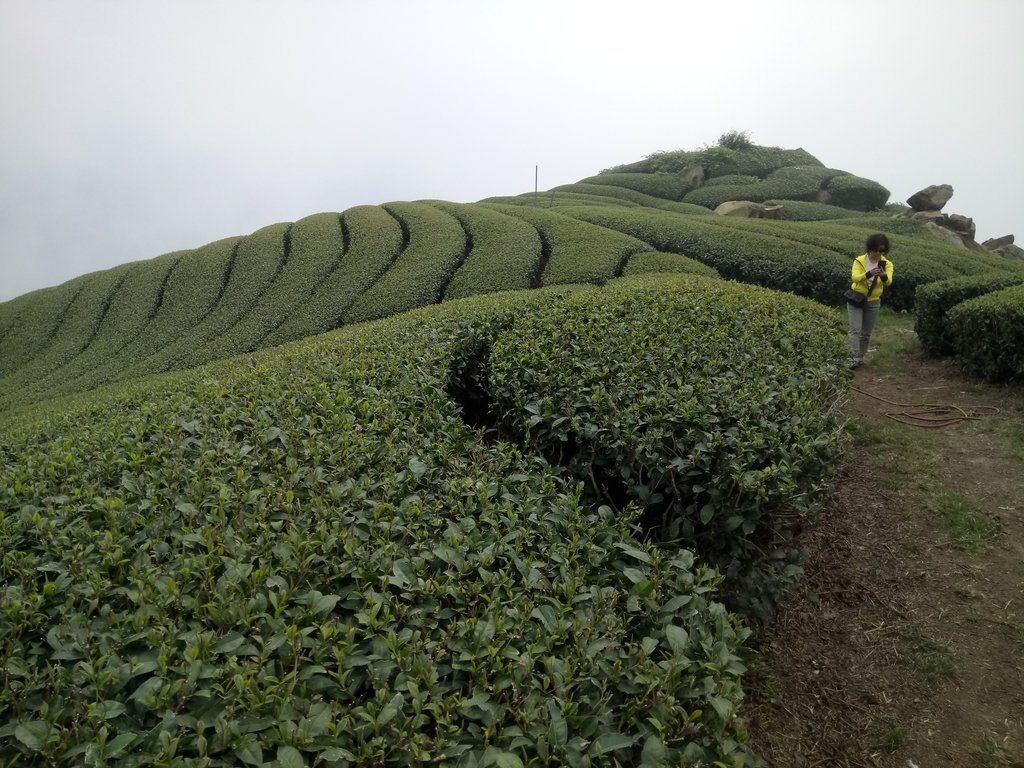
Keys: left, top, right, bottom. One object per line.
{"left": 0, "top": 204, "right": 659, "bottom": 411}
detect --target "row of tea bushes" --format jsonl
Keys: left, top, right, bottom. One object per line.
{"left": 424, "top": 201, "right": 542, "bottom": 299}
{"left": 577, "top": 172, "right": 694, "bottom": 201}
{"left": 557, "top": 205, "right": 853, "bottom": 307}
{"left": 0, "top": 273, "right": 98, "bottom": 376}
{"left": 172, "top": 213, "right": 345, "bottom": 370}
{"left": 546, "top": 183, "right": 711, "bottom": 215}
{"left": 480, "top": 193, "right": 641, "bottom": 209}
{"left": 914, "top": 273, "right": 1024, "bottom": 381}
{"left": 1, "top": 238, "right": 238, "bottom": 409}
{"left": 482, "top": 204, "right": 654, "bottom": 286}
{"left": 264, "top": 205, "right": 406, "bottom": 345}
{"left": 0, "top": 264, "right": 134, "bottom": 398}
{"left": 138, "top": 222, "right": 293, "bottom": 376}
{"left": 622, "top": 251, "right": 722, "bottom": 279}
{"left": 0, "top": 280, "right": 774, "bottom": 767}
{"left": 948, "top": 283, "right": 1024, "bottom": 382}
{"left": 0, "top": 255, "right": 182, "bottom": 410}
{"left": 344, "top": 202, "right": 467, "bottom": 325}
{"left": 481, "top": 276, "right": 847, "bottom": 616}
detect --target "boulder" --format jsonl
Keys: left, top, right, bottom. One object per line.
{"left": 907, "top": 184, "right": 954, "bottom": 212}
{"left": 678, "top": 164, "right": 705, "bottom": 188}
{"left": 713, "top": 201, "right": 783, "bottom": 219}
{"left": 924, "top": 221, "right": 968, "bottom": 249}
{"left": 983, "top": 235, "right": 1015, "bottom": 250}
{"left": 945, "top": 214, "right": 976, "bottom": 239}
{"left": 995, "top": 243, "right": 1024, "bottom": 260}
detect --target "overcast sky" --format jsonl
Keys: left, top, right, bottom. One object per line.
{"left": 2, "top": 0, "right": 1022, "bottom": 302}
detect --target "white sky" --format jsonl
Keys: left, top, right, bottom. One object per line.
{"left": 2, "top": 0, "right": 1022, "bottom": 302}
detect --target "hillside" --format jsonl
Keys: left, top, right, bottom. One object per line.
{"left": 3, "top": 141, "right": 1022, "bottom": 415}
{"left": 1, "top": 141, "right": 1023, "bottom": 767}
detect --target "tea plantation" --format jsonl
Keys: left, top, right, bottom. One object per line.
{"left": 2, "top": 141, "right": 1023, "bottom": 766}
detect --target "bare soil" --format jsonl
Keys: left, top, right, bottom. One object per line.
{"left": 745, "top": 333, "right": 1024, "bottom": 767}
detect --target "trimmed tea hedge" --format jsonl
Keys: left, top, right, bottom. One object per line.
{"left": 102, "top": 238, "right": 240, "bottom": 383}
{"left": 622, "top": 251, "right": 721, "bottom": 279}
{"left": 181, "top": 213, "right": 344, "bottom": 366}
{"left": 947, "top": 283, "right": 1024, "bottom": 382}
{"left": 548, "top": 184, "right": 710, "bottom": 215}
{"left": 915, "top": 273, "right": 1024, "bottom": 357}
{"left": 0, "top": 276, "right": 100, "bottom": 378}
{"left": 482, "top": 276, "right": 847, "bottom": 616}
{"left": 265, "top": 205, "right": 406, "bottom": 343}
{"left": 0, "top": 281, "right": 770, "bottom": 767}
{"left": 556, "top": 206, "right": 854, "bottom": 307}
{"left": 137, "top": 222, "right": 292, "bottom": 374}
{"left": 763, "top": 200, "right": 865, "bottom": 221}
{"left": 578, "top": 173, "right": 693, "bottom": 201}
{"left": 482, "top": 204, "right": 653, "bottom": 286}
{"left": 0, "top": 264, "right": 134, "bottom": 403}
{"left": 823, "top": 174, "right": 890, "bottom": 211}
{"left": 0, "top": 255, "right": 182, "bottom": 410}
{"left": 345, "top": 202, "right": 466, "bottom": 325}
{"left": 424, "top": 202, "right": 542, "bottom": 300}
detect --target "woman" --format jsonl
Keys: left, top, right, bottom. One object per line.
{"left": 847, "top": 232, "right": 893, "bottom": 368}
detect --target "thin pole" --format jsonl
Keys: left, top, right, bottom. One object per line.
{"left": 535, "top": 165, "right": 538, "bottom": 204}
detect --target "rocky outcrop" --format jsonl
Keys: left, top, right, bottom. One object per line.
{"left": 902, "top": 184, "right": 1015, "bottom": 256}
{"left": 907, "top": 184, "right": 954, "bottom": 212}
{"left": 983, "top": 235, "right": 1014, "bottom": 250}
{"left": 977, "top": 235, "right": 1023, "bottom": 259}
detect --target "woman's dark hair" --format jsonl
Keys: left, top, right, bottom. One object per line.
{"left": 865, "top": 233, "right": 890, "bottom": 254}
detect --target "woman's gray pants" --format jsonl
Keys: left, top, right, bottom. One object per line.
{"left": 847, "top": 300, "right": 880, "bottom": 365}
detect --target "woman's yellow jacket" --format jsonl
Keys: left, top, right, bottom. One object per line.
{"left": 849, "top": 253, "right": 894, "bottom": 301}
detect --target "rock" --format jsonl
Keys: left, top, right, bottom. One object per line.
{"left": 945, "top": 214, "right": 976, "bottom": 239}
{"left": 995, "top": 243, "right": 1024, "bottom": 260}
{"left": 924, "top": 221, "right": 968, "bottom": 249}
{"left": 907, "top": 184, "right": 954, "bottom": 211}
{"left": 983, "top": 234, "right": 1014, "bottom": 250}
{"left": 678, "top": 164, "right": 705, "bottom": 188}
{"left": 713, "top": 201, "right": 783, "bottom": 219}
{"left": 912, "top": 211, "right": 947, "bottom": 224}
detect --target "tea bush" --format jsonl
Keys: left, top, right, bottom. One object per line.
{"left": 762, "top": 200, "right": 864, "bottom": 221}
{"left": 622, "top": 251, "right": 721, "bottom": 279}
{"left": 547, "top": 184, "right": 710, "bottom": 215}
{"left": 423, "top": 202, "right": 542, "bottom": 299}
{"left": 482, "top": 204, "right": 653, "bottom": 286}
{"left": 483, "top": 276, "right": 847, "bottom": 616}
{"left": 0, "top": 264, "right": 133, "bottom": 399}
{"left": 915, "top": 273, "right": 1024, "bottom": 356}
{"left": 579, "top": 173, "right": 693, "bottom": 201}
{"left": 178, "top": 213, "right": 345, "bottom": 367}
{"left": 100, "top": 237, "right": 240, "bottom": 381}
{"left": 345, "top": 202, "right": 466, "bottom": 324}
{"left": 0, "top": 282, "right": 764, "bottom": 767}
{"left": 490, "top": 190, "right": 638, "bottom": 208}
{"left": 265, "top": 205, "right": 405, "bottom": 343}
{"left": 823, "top": 174, "right": 890, "bottom": 211}
{"left": 0, "top": 276, "right": 97, "bottom": 377}
{"left": 0, "top": 255, "right": 182, "bottom": 410}
{"left": 702, "top": 175, "right": 760, "bottom": 188}
{"left": 557, "top": 206, "right": 853, "bottom": 307}
{"left": 946, "top": 283, "right": 1024, "bottom": 382}
{"left": 135, "top": 222, "right": 292, "bottom": 374}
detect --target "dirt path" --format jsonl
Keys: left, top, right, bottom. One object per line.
{"left": 745, "top": 316, "right": 1024, "bottom": 767}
